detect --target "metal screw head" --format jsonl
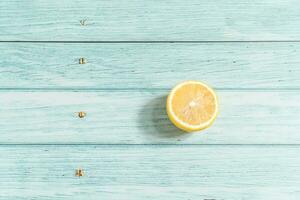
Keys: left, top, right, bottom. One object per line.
{"left": 79, "top": 58, "right": 86, "bottom": 64}
{"left": 75, "top": 169, "right": 84, "bottom": 177}
{"left": 78, "top": 111, "right": 86, "bottom": 118}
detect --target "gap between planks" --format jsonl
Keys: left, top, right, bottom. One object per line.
{"left": 2, "top": 40, "right": 300, "bottom": 43}
{"left": 0, "top": 144, "right": 300, "bottom": 146}
{"left": 1, "top": 88, "right": 300, "bottom": 92}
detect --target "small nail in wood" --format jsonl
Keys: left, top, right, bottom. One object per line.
{"left": 75, "top": 169, "right": 84, "bottom": 177}
{"left": 80, "top": 19, "right": 87, "bottom": 26}
{"left": 78, "top": 111, "right": 86, "bottom": 118}
{"left": 79, "top": 58, "right": 86, "bottom": 64}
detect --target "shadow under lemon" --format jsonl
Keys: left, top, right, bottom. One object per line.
{"left": 138, "top": 95, "right": 192, "bottom": 141}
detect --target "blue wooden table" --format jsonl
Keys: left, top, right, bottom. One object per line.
{"left": 1, "top": 1, "right": 300, "bottom": 199}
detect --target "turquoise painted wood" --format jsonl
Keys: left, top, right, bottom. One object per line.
{"left": 0, "top": 145, "right": 300, "bottom": 199}
{"left": 1, "top": 43, "right": 300, "bottom": 89}
{"left": 1, "top": 0, "right": 300, "bottom": 199}
{"left": 1, "top": 0, "right": 300, "bottom": 41}
{"left": 0, "top": 90, "right": 300, "bottom": 144}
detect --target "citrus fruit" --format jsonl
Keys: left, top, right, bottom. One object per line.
{"left": 167, "top": 81, "right": 219, "bottom": 132}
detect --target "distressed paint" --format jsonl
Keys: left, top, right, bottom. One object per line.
{"left": 0, "top": 145, "right": 300, "bottom": 200}
{"left": 0, "top": 0, "right": 300, "bottom": 41}
{"left": 0, "top": 0, "right": 299, "bottom": 198}
{"left": 0, "top": 90, "right": 299, "bottom": 144}
{"left": 0, "top": 43, "right": 299, "bottom": 89}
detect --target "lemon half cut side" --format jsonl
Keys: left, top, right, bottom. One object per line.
{"left": 167, "top": 81, "right": 219, "bottom": 132}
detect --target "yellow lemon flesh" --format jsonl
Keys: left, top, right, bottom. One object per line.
{"left": 167, "top": 81, "right": 219, "bottom": 132}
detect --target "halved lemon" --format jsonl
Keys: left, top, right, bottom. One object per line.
{"left": 167, "top": 81, "right": 219, "bottom": 132}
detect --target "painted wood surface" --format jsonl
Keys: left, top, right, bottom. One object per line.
{"left": 1, "top": 145, "right": 300, "bottom": 200}
{"left": 1, "top": 90, "right": 299, "bottom": 144}
{"left": 1, "top": 0, "right": 300, "bottom": 41}
{"left": 1, "top": 43, "right": 300, "bottom": 89}
{"left": 1, "top": 0, "right": 299, "bottom": 198}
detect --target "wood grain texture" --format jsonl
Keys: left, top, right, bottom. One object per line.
{"left": 1, "top": 145, "right": 300, "bottom": 199}
{"left": 1, "top": 90, "right": 300, "bottom": 144}
{"left": 0, "top": 0, "right": 300, "bottom": 41}
{"left": 2, "top": 0, "right": 299, "bottom": 198}
{"left": 1, "top": 43, "right": 300, "bottom": 89}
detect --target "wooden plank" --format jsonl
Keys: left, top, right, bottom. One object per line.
{"left": 1, "top": 43, "right": 300, "bottom": 89}
{"left": 1, "top": 90, "right": 300, "bottom": 144}
{"left": 1, "top": 145, "right": 300, "bottom": 199}
{"left": 0, "top": 0, "right": 300, "bottom": 41}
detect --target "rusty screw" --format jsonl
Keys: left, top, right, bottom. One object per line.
{"left": 75, "top": 168, "right": 84, "bottom": 177}
{"left": 79, "top": 58, "right": 86, "bottom": 64}
{"left": 78, "top": 111, "right": 86, "bottom": 118}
